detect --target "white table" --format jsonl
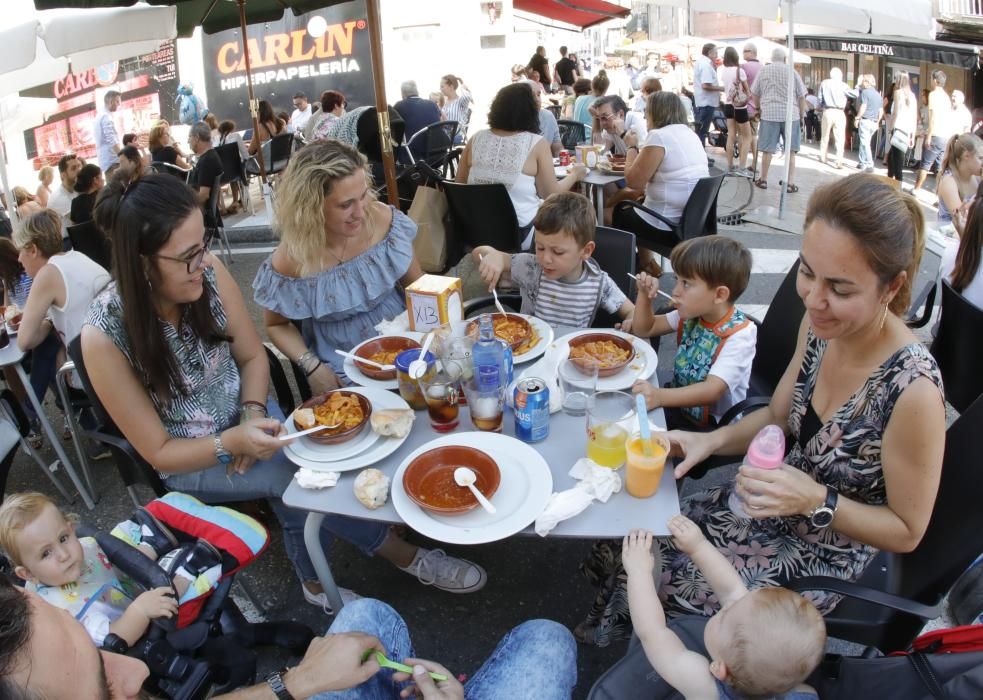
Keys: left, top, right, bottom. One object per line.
{"left": 555, "top": 165, "right": 625, "bottom": 220}
{"left": 0, "top": 341, "right": 94, "bottom": 509}
{"left": 282, "top": 342, "right": 678, "bottom": 613}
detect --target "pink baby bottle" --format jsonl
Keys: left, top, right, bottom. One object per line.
{"left": 728, "top": 424, "right": 785, "bottom": 519}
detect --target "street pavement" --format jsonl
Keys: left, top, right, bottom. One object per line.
{"left": 2, "top": 134, "right": 953, "bottom": 698}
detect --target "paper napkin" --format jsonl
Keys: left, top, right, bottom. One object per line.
{"left": 534, "top": 458, "right": 622, "bottom": 536}
{"left": 294, "top": 468, "right": 340, "bottom": 490}
{"left": 374, "top": 311, "right": 410, "bottom": 335}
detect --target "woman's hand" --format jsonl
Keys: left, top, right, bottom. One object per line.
{"left": 567, "top": 163, "right": 588, "bottom": 182}
{"left": 393, "top": 659, "right": 463, "bottom": 700}
{"left": 664, "top": 430, "right": 720, "bottom": 479}
{"left": 735, "top": 464, "right": 827, "bottom": 519}
{"left": 224, "top": 418, "right": 285, "bottom": 463}
{"left": 308, "top": 363, "right": 342, "bottom": 395}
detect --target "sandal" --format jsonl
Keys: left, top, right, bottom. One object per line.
{"left": 754, "top": 179, "right": 768, "bottom": 190}
{"left": 778, "top": 181, "right": 800, "bottom": 194}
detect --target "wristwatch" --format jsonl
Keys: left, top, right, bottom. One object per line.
{"left": 808, "top": 486, "right": 839, "bottom": 528}
{"left": 214, "top": 434, "right": 233, "bottom": 464}
{"left": 265, "top": 669, "right": 295, "bottom": 700}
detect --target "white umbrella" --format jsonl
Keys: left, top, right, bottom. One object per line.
{"left": 726, "top": 36, "right": 811, "bottom": 64}
{"left": 689, "top": 0, "right": 934, "bottom": 217}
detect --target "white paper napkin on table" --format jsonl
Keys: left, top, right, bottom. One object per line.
{"left": 374, "top": 311, "right": 410, "bottom": 335}
{"left": 534, "top": 458, "right": 622, "bottom": 536}
{"left": 294, "top": 469, "right": 341, "bottom": 489}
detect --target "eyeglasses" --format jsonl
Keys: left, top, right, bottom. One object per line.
{"left": 154, "top": 233, "right": 214, "bottom": 274}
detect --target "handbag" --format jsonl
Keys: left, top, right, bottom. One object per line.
{"left": 408, "top": 184, "right": 449, "bottom": 273}
{"left": 728, "top": 72, "right": 749, "bottom": 109}
{"left": 891, "top": 128, "right": 910, "bottom": 152}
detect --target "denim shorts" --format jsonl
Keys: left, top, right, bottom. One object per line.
{"left": 758, "top": 119, "right": 801, "bottom": 153}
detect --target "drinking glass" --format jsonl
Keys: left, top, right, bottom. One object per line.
{"left": 461, "top": 376, "right": 505, "bottom": 432}
{"left": 419, "top": 369, "right": 460, "bottom": 432}
{"left": 559, "top": 358, "right": 598, "bottom": 416}
{"left": 625, "top": 432, "right": 670, "bottom": 498}
{"left": 586, "top": 390, "right": 636, "bottom": 469}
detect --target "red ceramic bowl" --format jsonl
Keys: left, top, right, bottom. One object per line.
{"left": 568, "top": 333, "right": 636, "bottom": 378}
{"left": 354, "top": 336, "right": 421, "bottom": 380}
{"left": 402, "top": 446, "right": 501, "bottom": 515}
{"left": 293, "top": 391, "right": 372, "bottom": 445}
{"left": 466, "top": 313, "right": 533, "bottom": 351}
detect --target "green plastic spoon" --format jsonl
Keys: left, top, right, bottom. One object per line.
{"left": 362, "top": 649, "right": 448, "bottom": 681}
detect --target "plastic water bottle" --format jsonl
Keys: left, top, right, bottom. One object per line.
{"left": 472, "top": 314, "right": 505, "bottom": 392}
{"left": 728, "top": 425, "right": 786, "bottom": 519}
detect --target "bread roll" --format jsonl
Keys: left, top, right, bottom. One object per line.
{"left": 354, "top": 468, "right": 390, "bottom": 509}
{"left": 370, "top": 409, "right": 415, "bottom": 438}
{"left": 294, "top": 408, "right": 316, "bottom": 430}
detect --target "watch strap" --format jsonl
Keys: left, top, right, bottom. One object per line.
{"left": 824, "top": 485, "right": 839, "bottom": 512}
{"left": 265, "top": 668, "right": 295, "bottom": 700}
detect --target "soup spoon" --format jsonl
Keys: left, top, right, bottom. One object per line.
{"left": 334, "top": 349, "right": 393, "bottom": 370}
{"left": 409, "top": 331, "right": 435, "bottom": 379}
{"left": 454, "top": 467, "right": 497, "bottom": 514}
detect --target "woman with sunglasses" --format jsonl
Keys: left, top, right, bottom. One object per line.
{"left": 79, "top": 174, "right": 402, "bottom": 612}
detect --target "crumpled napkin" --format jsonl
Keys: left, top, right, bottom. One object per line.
{"left": 294, "top": 468, "right": 340, "bottom": 489}
{"left": 375, "top": 311, "right": 410, "bottom": 335}
{"left": 535, "top": 458, "right": 622, "bottom": 536}
{"left": 508, "top": 341, "right": 566, "bottom": 413}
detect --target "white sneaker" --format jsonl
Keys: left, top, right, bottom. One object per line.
{"left": 302, "top": 583, "right": 361, "bottom": 615}
{"left": 399, "top": 548, "right": 487, "bottom": 594}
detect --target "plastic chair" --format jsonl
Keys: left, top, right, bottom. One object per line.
{"left": 442, "top": 181, "right": 521, "bottom": 264}
{"left": 557, "top": 119, "right": 587, "bottom": 149}
{"left": 152, "top": 161, "right": 191, "bottom": 182}
{"left": 613, "top": 172, "right": 725, "bottom": 258}
{"left": 214, "top": 142, "right": 254, "bottom": 215}
{"left": 66, "top": 221, "right": 112, "bottom": 271}
{"left": 405, "top": 120, "right": 459, "bottom": 177}
{"left": 245, "top": 132, "right": 294, "bottom": 179}
{"left": 789, "top": 393, "right": 983, "bottom": 653}
{"left": 204, "top": 172, "right": 233, "bottom": 266}
{"left": 930, "top": 280, "right": 983, "bottom": 413}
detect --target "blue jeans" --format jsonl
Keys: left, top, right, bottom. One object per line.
{"left": 164, "top": 402, "right": 389, "bottom": 584}
{"left": 23, "top": 329, "right": 61, "bottom": 421}
{"left": 312, "top": 599, "right": 578, "bottom": 700}
{"left": 694, "top": 105, "right": 716, "bottom": 148}
{"left": 858, "top": 118, "right": 877, "bottom": 169}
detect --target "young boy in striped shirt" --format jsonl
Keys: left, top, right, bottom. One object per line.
{"left": 473, "top": 192, "right": 634, "bottom": 328}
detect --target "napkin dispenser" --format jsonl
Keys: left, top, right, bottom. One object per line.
{"left": 405, "top": 275, "right": 463, "bottom": 332}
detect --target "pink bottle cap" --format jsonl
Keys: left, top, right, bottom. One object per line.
{"left": 746, "top": 424, "right": 785, "bottom": 470}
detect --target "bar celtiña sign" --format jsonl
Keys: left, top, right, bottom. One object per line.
{"left": 202, "top": 0, "right": 373, "bottom": 127}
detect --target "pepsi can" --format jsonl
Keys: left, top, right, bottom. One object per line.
{"left": 514, "top": 378, "right": 550, "bottom": 443}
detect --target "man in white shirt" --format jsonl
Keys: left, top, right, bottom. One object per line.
{"left": 593, "top": 95, "right": 647, "bottom": 156}
{"left": 693, "top": 43, "right": 723, "bottom": 149}
{"left": 94, "top": 91, "right": 121, "bottom": 172}
{"left": 914, "top": 70, "right": 957, "bottom": 193}
{"left": 290, "top": 92, "right": 313, "bottom": 133}
{"left": 46, "top": 153, "right": 81, "bottom": 245}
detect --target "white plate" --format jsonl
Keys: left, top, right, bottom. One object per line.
{"left": 343, "top": 332, "right": 424, "bottom": 390}
{"left": 391, "top": 432, "right": 553, "bottom": 545}
{"left": 552, "top": 329, "right": 657, "bottom": 392}
{"left": 283, "top": 387, "right": 412, "bottom": 471}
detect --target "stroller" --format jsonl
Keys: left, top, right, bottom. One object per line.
{"left": 77, "top": 492, "right": 313, "bottom": 700}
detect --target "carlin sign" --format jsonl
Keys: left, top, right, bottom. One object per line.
{"left": 202, "top": 0, "right": 373, "bottom": 126}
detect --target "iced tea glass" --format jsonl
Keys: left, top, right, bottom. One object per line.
{"left": 461, "top": 376, "right": 505, "bottom": 432}
{"left": 419, "top": 370, "right": 460, "bottom": 432}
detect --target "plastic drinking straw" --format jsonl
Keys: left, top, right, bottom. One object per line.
{"left": 635, "top": 393, "right": 654, "bottom": 457}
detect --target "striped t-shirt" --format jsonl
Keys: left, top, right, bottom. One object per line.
{"left": 511, "top": 254, "right": 626, "bottom": 328}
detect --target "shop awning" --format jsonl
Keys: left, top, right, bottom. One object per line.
{"left": 794, "top": 33, "right": 979, "bottom": 70}
{"left": 513, "top": 0, "right": 630, "bottom": 30}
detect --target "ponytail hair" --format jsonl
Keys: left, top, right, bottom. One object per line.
{"left": 951, "top": 180, "right": 983, "bottom": 294}
{"left": 93, "top": 173, "right": 229, "bottom": 404}
{"left": 940, "top": 133, "right": 982, "bottom": 176}
{"left": 805, "top": 173, "right": 924, "bottom": 315}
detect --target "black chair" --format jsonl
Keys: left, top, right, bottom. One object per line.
{"left": 929, "top": 280, "right": 983, "bottom": 413}
{"left": 214, "top": 142, "right": 253, "bottom": 215}
{"left": 66, "top": 221, "right": 112, "bottom": 271}
{"left": 151, "top": 161, "right": 191, "bottom": 182}
{"left": 789, "top": 393, "right": 983, "bottom": 653}
{"left": 204, "top": 172, "right": 233, "bottom": 266}
{"left": 405, "top": 120, "right": 459, "bottom": 177}
{"left": 442, "top": 181, "right": 521, "bottom": 265}
{"left": 558, "top": 119, "right": 587, "bottom": 149}
{"left": 613, "top": 172, "right": 725, "bottom": 258}
{"left": 245, "top": 132, "right": 294, "bottom": 179}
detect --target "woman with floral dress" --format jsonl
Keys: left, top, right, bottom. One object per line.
{"left": 577, "top": 174, "right": 946, "bottom": 645}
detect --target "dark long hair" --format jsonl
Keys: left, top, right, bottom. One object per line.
{"left": 0, "top": 238, "right": 23, "bottom": 294}
{"left": 951, "top": 181, "right": 983, "bottom": 294}
{"left": 93, "top": 174, "right": 230, "bottom": 404}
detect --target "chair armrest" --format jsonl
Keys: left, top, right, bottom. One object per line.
{"left": 787, "top": 575, "right": 942, "bottom": 620}
{"left": 617, "top": 199, "right": 675, "bottom": 229}
{"left": 717, "top": 396, "right": 771, "bottom": 426}
{"left": 463, "top": 293, "right": 521, "bottom": 318}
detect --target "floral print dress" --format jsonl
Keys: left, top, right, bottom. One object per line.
{"left": 578, "top": 330, "right": 944, "bottom": 646}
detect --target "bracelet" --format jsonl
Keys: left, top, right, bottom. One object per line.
{"left": 240, "top": 400, "right": 268, "bottom": 420}
{"left": 296, "top": 350, "right": 321, "bottom": 375}
{"left": 305, "top": 361, "right": 323, "bottom": 377}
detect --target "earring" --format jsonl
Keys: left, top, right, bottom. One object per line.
{"left": 878, "top": 304, "right": 888, "bottom": 333}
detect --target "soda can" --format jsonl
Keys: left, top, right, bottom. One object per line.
{"left": 559, "top": 150, "right": 570, "bottom": 166}
{"left": 514, "top": 378, "right": 550, "bottom": 443}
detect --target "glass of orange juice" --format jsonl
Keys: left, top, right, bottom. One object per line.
{"left": 586, "top": 391, "right": 635, "bottom": 468}
{"left": 625, "top": 431, "right": 670, "bottom": 498}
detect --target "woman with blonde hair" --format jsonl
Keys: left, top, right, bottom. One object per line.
{"left": 254, "top": 140, "right": 487, "bottom": 595}
{"left": 936, "top": 132, "right": 982, "bottom": 233}
{"left": 886, "top": 71, "right": 918, "bottom": 182}
{"left": 36, "top": 166, "right": 54, "bottom": 207}
{"left": 13, "top": 187, "right": 42, "bottom": 220}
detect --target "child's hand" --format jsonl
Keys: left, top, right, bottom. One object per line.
{"left": 631, "top": 380, "right": 660, "bottom": 410}
{"left": 476, "top": 250, "right": 505, "bottom": 291}
{"left": 615, "top": 316, "right": 634, "bottom": 334}
{"left": 636, "top": 272, "right": 660, "bottom": 301}
{"left": 132, "top": 587, "right": 179, "bottom": 619}
{"left": 667, "top": 515, "right": 706, "bottom": 554}
{"left": 622, "top": 529, "right": 655, "bottom": 577}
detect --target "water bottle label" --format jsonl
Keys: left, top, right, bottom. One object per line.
{"left": 477, "top": 364, "right": 500, "bottom": 390}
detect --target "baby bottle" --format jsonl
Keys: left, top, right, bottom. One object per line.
{"left": 727, "top": 424, "right": 785, "bottom": 519}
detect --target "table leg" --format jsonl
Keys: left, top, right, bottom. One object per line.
{"left": 303, "top": 512, "right": 344, "bottom": 615}
{"left": 15, "top": 363, "right": 94, "bottom": 509}
{"left": 595, "top": 184, "right": 605, "bottom": 221}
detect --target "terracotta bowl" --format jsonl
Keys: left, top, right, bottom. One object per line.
{"left": 402, "top": 445, "right": 501, "bottom": 515}
{"left": 354, "top": 336, "right": 421, "bottom": 380}
{"left": 466, "top": 313, "right": 533, "bottom": 351}
{"left": 568, "top": 333, "right": 636, "bottom": 378}
{"left": 293, "top": 391, "right": 372, "bottom": 445}
{"left": 7, "top": 313, "right": 21, "bottom": 332}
